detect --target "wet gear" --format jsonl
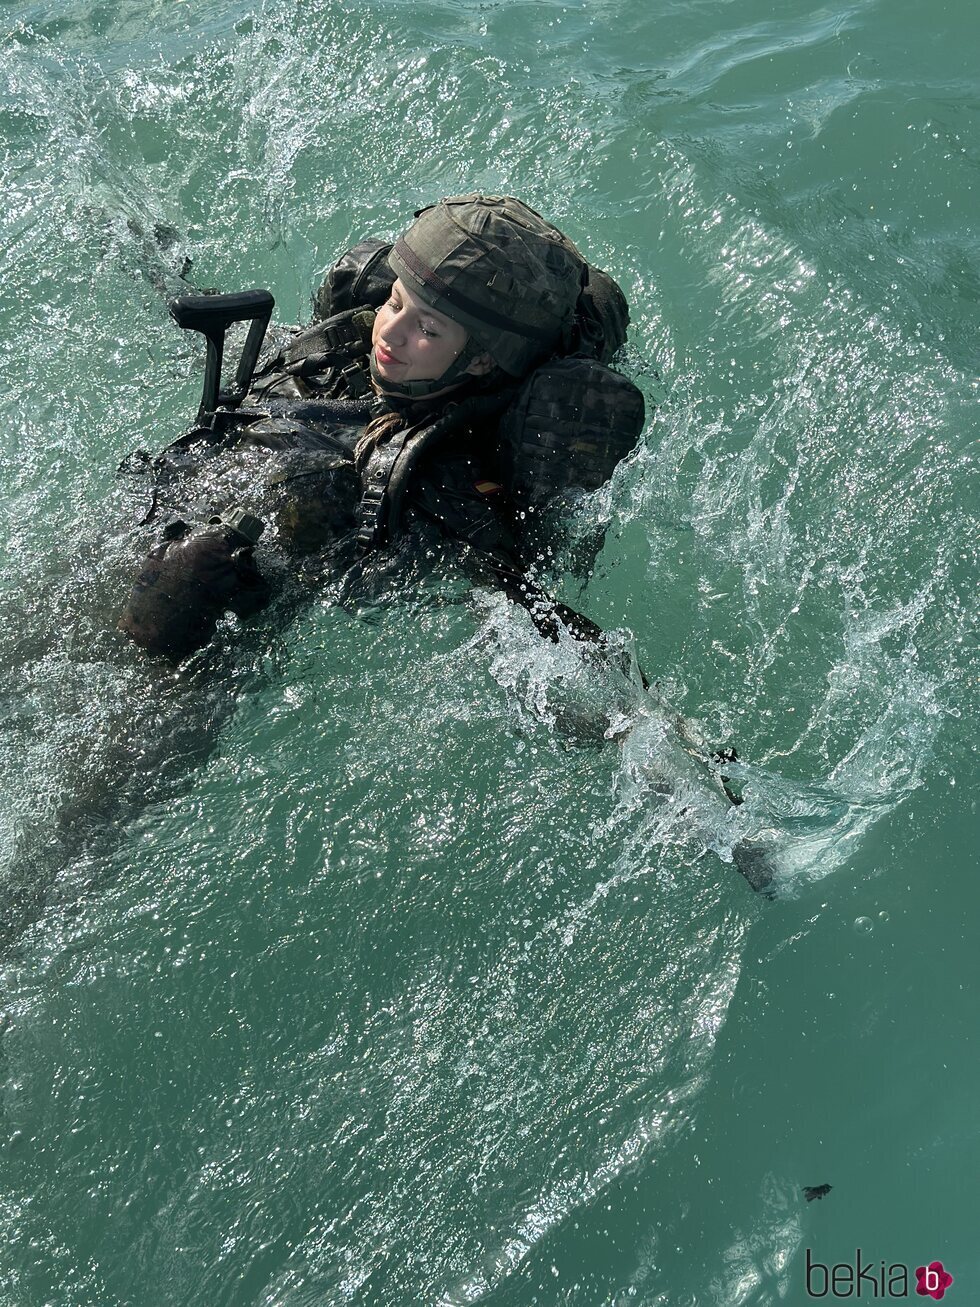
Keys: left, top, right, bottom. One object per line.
{"left": 136, "top": 409, "right": 364, "bottom": 545}
{"left": 498, "top": 356, "right": 645, "bottom": 513}
{"left": 255, "top": 307, "right": 376, "bottom": 399}
{"left": 118, "top": 509, "right": 270, "bottom": 658}
{"left": 278, "top": 307, "right": 375, "bottom": 375}
{"left": 308, "top": 224, "right": 646, "bottom": 518}
{"left": 574, "top": 265, "right": 631, "bottom": 366}
{"left": 122, "top": 210, "right": 646, "bottom": 660}
{"left": 312, "top": 238, "right": 395, "bottom": 321}
{"left": 208, "top": 414, "right": 363, "bottom": 554}
{"left": 354, "top": 352, "right": 646, "bottom": 556}
{"left": 355, "top": 392, "right": 514, "bottom": 551}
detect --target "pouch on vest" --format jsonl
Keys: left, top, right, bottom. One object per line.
{"left": 312, "top": 239, "right": 395, "bottom": 320}
{"left": 497, "top": 356, "right": 646, "bottom": 512}
{"left": 118, "top": 514, "right": 269, "bottom": 659}
{"left": 572, "top": 266, "right": 630, "bottom": 363}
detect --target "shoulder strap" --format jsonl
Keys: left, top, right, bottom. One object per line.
{"left": 281, "top": 307, "right": 375, "bottom": 372}
{"left": 249, "top": 307, "right": 376, "bottom": 400}
{"left": 355, "top": 394, "right": 513, "bottom": 551}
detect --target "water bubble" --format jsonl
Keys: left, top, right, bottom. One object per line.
{"left": 854, "top": 916, "right": 874, "bottom": 934}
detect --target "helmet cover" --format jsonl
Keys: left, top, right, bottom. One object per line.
{"left": 387, "top": 194, "right": 585, "bottom": 377}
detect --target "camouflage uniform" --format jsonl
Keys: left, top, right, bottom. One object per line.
{"left": 119, "top": 196, "right": 646, "bottom": 658}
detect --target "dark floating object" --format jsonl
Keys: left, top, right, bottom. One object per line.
{"left": 804, "top": 1184, "right": 832, "bottom": 1202}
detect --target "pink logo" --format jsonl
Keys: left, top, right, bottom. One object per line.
{"left": 916, "top": 1261, "right": 953, "bottom": 1300}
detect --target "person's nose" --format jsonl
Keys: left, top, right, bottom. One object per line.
{"left": 383, "top": 303, "right": 408, "bottom": 345}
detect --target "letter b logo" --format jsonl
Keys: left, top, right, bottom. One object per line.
{"left": 805, "top": 1250, "right": 828, "bottom": 1297}
{"left": 915, "top": 1260, "right": 953, "bottom": 1300}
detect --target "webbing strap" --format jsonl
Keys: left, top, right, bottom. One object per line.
{"left": 355, "top": 393, "right": 513, "bottom": 550}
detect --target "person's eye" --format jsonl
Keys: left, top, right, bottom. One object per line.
{"left": 419, "top": 321, "right": 439, "bottom": 338}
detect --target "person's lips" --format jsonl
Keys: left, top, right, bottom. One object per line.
{"left": 375, "top": 343, "right": 402, "bottom": 366}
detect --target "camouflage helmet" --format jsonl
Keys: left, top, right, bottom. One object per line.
{"left": 387, "top": 194, "right": 586, "bottom": 378}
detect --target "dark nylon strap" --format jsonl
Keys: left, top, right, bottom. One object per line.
{"left": 356, "top": 392, "right": 515, "bottom": 549}
{"left": 392, "top": 238, "right": 555, "bottom": 344}
{"left": 282, "top": 309, "right": 374, "bottom": 369}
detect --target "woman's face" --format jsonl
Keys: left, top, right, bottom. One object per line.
{"left": 372, "top": 278, "right": 472, "bottom": 383}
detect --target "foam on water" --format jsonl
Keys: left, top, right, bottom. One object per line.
{"left": 557, "top": 139, "right": 973, "bottom": 896}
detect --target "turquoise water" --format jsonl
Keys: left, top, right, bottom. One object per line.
{"left": 0, "top": 1, "right": 977, "bottom": 1303}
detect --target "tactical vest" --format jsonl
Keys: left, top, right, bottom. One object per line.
{"left": 150, "top": 238, "right": 647, "bottom": 557}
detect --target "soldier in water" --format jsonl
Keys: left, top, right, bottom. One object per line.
{"left": 116, "top": 192, "right": 773, "bottom": 893}
{"left": 118, "top": 193, "right": 644, "bottom": 662}
{"left": 0, "top": 196, "right": 768, "bottom": 947}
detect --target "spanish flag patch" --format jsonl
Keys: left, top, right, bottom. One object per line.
{"left": 474, "top": 480, "right": 503, "bottom": 495}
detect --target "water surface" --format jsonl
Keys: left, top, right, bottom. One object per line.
{"left": 0, "top": 0, "right": 976, "bottom": 1303}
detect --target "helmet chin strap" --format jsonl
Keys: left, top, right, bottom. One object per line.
{"left": 369, "top": 336, "right": 483, "bottom": 406}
